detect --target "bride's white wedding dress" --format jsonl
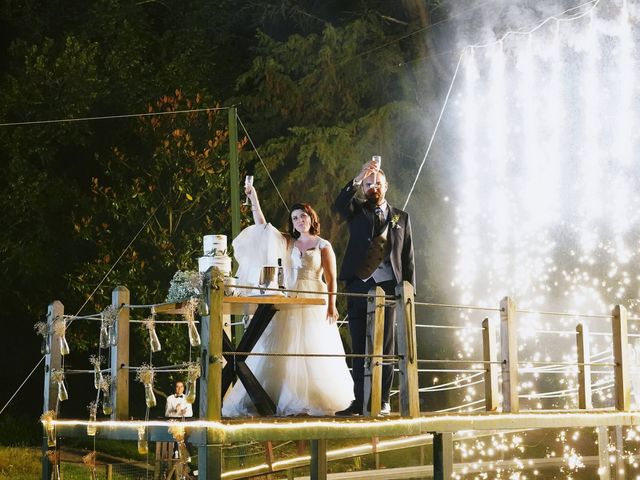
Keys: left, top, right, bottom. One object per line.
{"left": 222, "top": 226, "right": 354, "bottom": 417}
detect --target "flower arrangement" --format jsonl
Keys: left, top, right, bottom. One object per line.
{"left": 52, "top": 317, "right": 70, "bottom": 355}
{"left": 82, "top": 451, "right": 97, "bottom": 480}
{"left": 166, "top": 270, "right": 203, "bottom": 303}
{"left": 185, "top": 361, "right": 201, "bottom": 404}
{"left": 40, "top": 410, "right": 56, "bottom": 447}
{"left": 144, "top": 314, "right": 162, "bottom": 352}
{"left": 390, "top": 213, "right": 402, "bottom": 230}
{"left": 136, "top": 364, "right": 156, "bottom": 408}
{"left": 51, "top": 369, "right": 68, "bottom": 401}
{"left": 34, "top": 321, "right": 50, "bottom": 354}
{"left": 168, "top": 422, "right": 190, "bottom": 462}
{"left": 46, "top": 450, "right": 61, "bottom": 480}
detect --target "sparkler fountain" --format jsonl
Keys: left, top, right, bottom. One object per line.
{"left": 442, "top": 0, "right": 640, "bottom": 476}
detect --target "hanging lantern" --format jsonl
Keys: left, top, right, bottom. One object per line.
{"left": 53, "top": 318, "right": 70, "bottom": 356}
{"left": 101, "top": 305, "right": 118, "bottom": 348}
{"left": 51, "top": 369, "right": 68, "bottom": 402}
{"left": 187, "top": 321, "right": 201, "bottom": 347}
{"left": 40, "top": 411, "right": 56, "bottom": 447}
{"left": 145, "top": 315, "right": 162, "bottom": 353}
{"left": 34, "top": 321, "right": 50, "bottom": 355}
{"left": 86, "top": 402, "right": 97, "bottom": 436}
{"left": 136, "top": 364, "right": 156, "bottom": 409}
{"left": 184, "top": 298, "right": 201, "bottom": 347}
{"left": 102, "top": 394, "right": 113, "bottom": 416}
{"left": 99, "top": 323, "right": 110, "bottom": 349}
{"left": 137, "top": 426, "right": 148, "bottom": 455}
{"left": 89, "top": 355, "right": 103, "bottom": 390}
{"left": 185, "top": 362, "right": 201, "bottom": 405}
{"left": 144, "top": 384, "right": 157, "bottom": 408}
{"left": 100, "top": 374, "right": 113, "bottom": 415}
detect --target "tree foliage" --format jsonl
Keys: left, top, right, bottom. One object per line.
{"left": 0, "top": 0, "right": 448, "bottom": 420}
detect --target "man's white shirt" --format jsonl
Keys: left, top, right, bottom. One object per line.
{"left": 165, "top": 394, "right": 193, "bottom": 418}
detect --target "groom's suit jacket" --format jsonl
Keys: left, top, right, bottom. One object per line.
{"left": 332, "top": 180, "right": 415, "bottom": 288}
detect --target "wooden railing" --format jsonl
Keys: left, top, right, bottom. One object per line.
{"left": 41, "top": 273, "right": 640, "bottom": 480}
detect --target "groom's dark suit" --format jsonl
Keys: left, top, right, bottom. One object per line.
{"left": 332, "top": 180, "right": 415, "bottom": 412}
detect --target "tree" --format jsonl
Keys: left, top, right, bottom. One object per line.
{"left": 70, "top": 91, "right": 245, "bottom": 369}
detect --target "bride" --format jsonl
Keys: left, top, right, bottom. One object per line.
{"left": 222, "top": 185, "right": 354, "bottom": 417}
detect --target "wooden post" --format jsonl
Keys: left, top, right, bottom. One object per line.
{"left": 310, "top": 439, "right": 327, "bottom": 480}
{"left": 576, "top": 323, "right": 593, "bottom": 410}
{"left": 363, "top": 286, "right": 384, "bottom": 417}
{"left": 500, "top": 296, "right": 519, "bottom": 412}
{"left": 612, "top": 305, "right": 631, "bottom": 411}
{"left": 597, "top": 426, "right": 610, "bottom": 480}
{"left": 482, "top": 318, "right": 499, "bottom": 412}
{"left": 228, "top": 106, "right": 240, "bottom": 244}
{"left": 433, "top": 432, "right": 453, "bottom": 480}
{"left": 43, "top": 301, "right": 63, "bottom": 413}
{"left": 614, "top": 425, "right": 626, "bottom": 479}
{"left": 265, "top": 440, "right": 275, "bottom": 472}
{"left": 208, "top": 276, "right": 224, "bottom": 420}
{"left": 110, "top": 286, "right": 130, "bottom": 420}
{"left": 42, "top": 300, "right": 63, "bottom": 480}
{"left": 106, "top": 464, "right": 113, "bottom": 480}
{"left": 199, "top": 275, "right": 224, "bottom": 479}
{"left": 396, "top": 281, "right": 420, "bottom": 417}
{"left": 228, "top": 106, "right": 244, "bottom": 345}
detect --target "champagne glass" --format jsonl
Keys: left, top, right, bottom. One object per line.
{"left": 259, "top": 266, "right": 276, "bottom": 294}
{"left": 372, "top": 155, "right": 381, "bottom": 185}
{"left": 243, "top": 175, "right": 254, "bottom": 206}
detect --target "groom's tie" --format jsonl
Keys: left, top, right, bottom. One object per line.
{"left": 374, "top": 206, "right": 385, "bottom": 233}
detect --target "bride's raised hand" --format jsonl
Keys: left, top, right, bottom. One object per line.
{"left": 245, "top": 184, "right": 259, "bottom": 203}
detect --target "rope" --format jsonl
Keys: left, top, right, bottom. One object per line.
{"left": 516, "top": 308, "right": 611, "bottom": 320}
{"left": 417, "top": 358, "right": 496, "bottom": 364}
{"left": 0, "top": 356, "right": 45, "bottom": 415}
{"left": 232, "top": 283, "right": 394, "bottom": 299}
{"left": 417, "top": 324, "right": 484, "bottom": 331}
{"left": 1, "top": 195, "right": 167, "bottom": 418}
{"left": 413, "top": 301, "right": 501, "bottom": 312}
{"left": 520, "top": 361, "right": 615, "bottom": 367}
{"left": 0, "top": 106, "right": 230, "bottom": 127}
{"left": 221, "top": 351, "right": 400, "bottom": 360}
{"left": 236, "top": 113, "right": 289, "bottom": 211}
{"left": 402, "top": 50, "right": 464, "bottom": 210}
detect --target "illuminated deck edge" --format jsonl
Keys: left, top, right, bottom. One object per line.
{"left": 49, "top": 410, "right": 640, "bottom": 443}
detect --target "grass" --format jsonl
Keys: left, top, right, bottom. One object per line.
{"left": 0, "top": 446, "right": 41, "bottom": 480}
{"left": 0, "top": 445, "right": 152, "bottom": 480}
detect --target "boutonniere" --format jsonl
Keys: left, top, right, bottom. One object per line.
{"left": 390, "top": 213, "right": 401, "bottom": 230}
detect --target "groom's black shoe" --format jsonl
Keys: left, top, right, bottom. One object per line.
{"left": 335, "top": 402, "right": 362, "bottom": 416}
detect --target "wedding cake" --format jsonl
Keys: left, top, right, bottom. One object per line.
{"left": 198, "top": 234, "right": 232, "bottom": 275}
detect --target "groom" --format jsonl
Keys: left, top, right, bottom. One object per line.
{"left": 332, "top": 159, "right": 415, "bottom": 416}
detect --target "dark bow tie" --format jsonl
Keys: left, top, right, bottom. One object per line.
{"left": 176, "top": 395, "right": 183, "bottom": 398}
